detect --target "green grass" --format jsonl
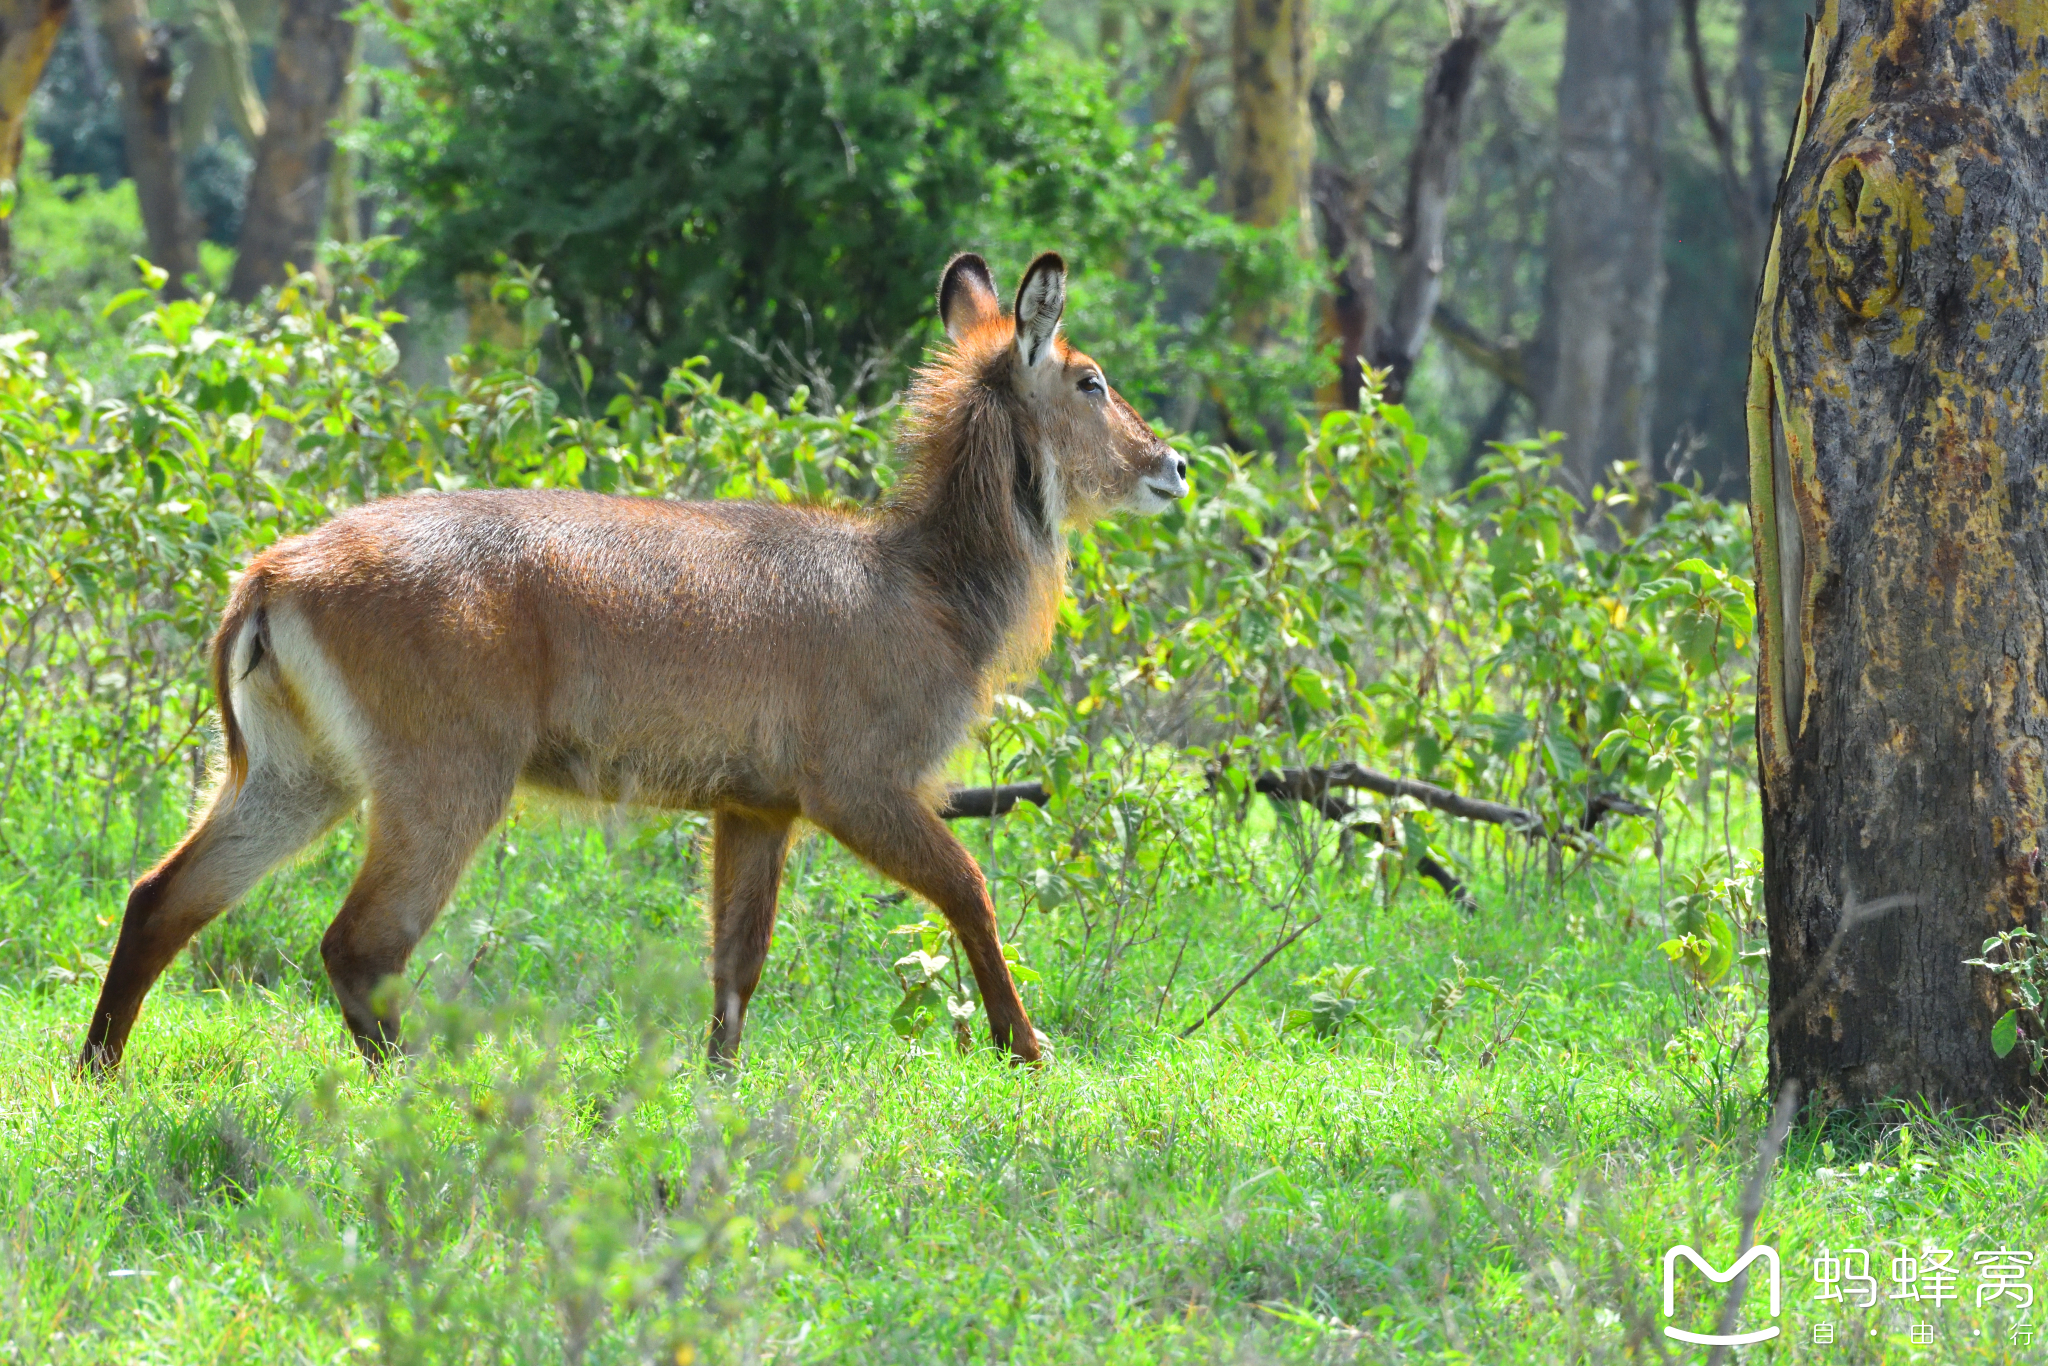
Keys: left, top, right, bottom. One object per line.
{"left": 1, "top": 792, "right": 2045, "bottom": 1363}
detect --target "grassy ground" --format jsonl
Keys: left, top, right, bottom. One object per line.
{"left": 1, "top": 792, "right": 2045, "bottom": 1363}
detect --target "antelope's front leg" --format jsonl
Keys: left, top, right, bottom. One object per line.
{"left": 805, "top": 788, "right": 1040, "bottom": 1064}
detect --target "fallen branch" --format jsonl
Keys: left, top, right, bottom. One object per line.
{"left": 1279, "top": 763, "right": 1655, "bottom": 837}
{"left": 935, "top": 781, "right": 1048, "bottom": 819}
{"left": 1431, "top": 302, "right": 1532, "bottom": 398}
{"left": 1252, "top": 769, "right": 1478, "bottom": 912}
{"left": 1179, "top": 913, "right": 1325, "bottom": 1038}
{"left": 937, "top": 765, "right": 1656, "bottom": 916}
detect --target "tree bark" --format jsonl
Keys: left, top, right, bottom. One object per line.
{"left": 228, "top": 0, "right": 355, "bottom": 301}
{"left": 1311, "top": 160, "right": 1375, "bottom": 409}
{"left": 1366, "top": 10, "right": 1505, "bottom": 403}
{"left": 0, "top": 0, "right": 71, "bottom": 281}
{"left": 97, "top": 0, "right": 198, "bottom": 295}
{"left": 178, "top": 0, "right": 266, "bottom": 151}
{"left": 1535, "top": 0, "right": 1674, "bottom": 501}
{"left": 1228, "top": 0, "right": 1312, "bottom": 250}
{"left": 1754, "top": 0, "right": 2048, "bottom": 1113}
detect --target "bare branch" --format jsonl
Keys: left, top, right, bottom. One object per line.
{"left": 1679, "top": 0, "right": 1761, "bottom": 279}
{"left": 1431, "top": 301, "right": 1532, "bottom": 397}
{"left": 939, "top": 763, "right": 1658, "bottom": 917}
{"left": 1179, "top": 913, "right": 1324, "bottom": 1037}
{"left": 1706, "top": 1082, "right": 1801, "bottom": 1366}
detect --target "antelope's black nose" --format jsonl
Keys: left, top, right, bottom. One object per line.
{"left": 1173, "top": 456, "right": 1188, "bottom": 480}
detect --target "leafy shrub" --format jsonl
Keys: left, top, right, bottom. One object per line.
{"left": 368, "top": 0, "right": 1316, "bottom": 417}
{"left": 0, "top": 259, "right": 1754, "bottom": 1036}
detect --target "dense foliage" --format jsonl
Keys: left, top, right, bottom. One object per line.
{"left": 0, "top": 258, "right": 1754, "bottom": 992}
{"left": 0, "top": 255, "right": 1810, "bottom": 1366}
{"left": 370, "top": 0, "right": 1311, "bottom": 415}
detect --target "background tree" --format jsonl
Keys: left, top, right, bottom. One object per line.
{"left": 95, "top": 0, "right": 196, "bottom": 291}
{"left": 1754, "top": 0, "right": 2048, "bottom": 1112}
{"left": 1312, "top": 4, "right": 1504, "bottom": 407}
{"left": 1227, "top": 0, "right": 1311, "bottom": 249}
{"left": 1532, "top": 0, "right": 1674, "bottom": 502}
{"left": 0, "top": 0, "right": 70, "bottom": 279}
{"left": 371, "top": 0, "right": 1311, "bottom": 410}
{"left": 8, "top": 0, "right": 1816, "bottom": 477}
{"left": 229, "top": 0, "right": 355, "bottom": 298}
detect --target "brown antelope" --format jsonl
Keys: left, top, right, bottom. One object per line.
{"left": 79, "top": 252, "right": 1189, "bottom": 1073}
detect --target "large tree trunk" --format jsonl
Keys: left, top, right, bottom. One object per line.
{"left": 97, "top": 0, "right": 198, "bottom": 296}
{"left": 1228, "top": 0, "right": 1311, "bottom": 249}
{"left": 1535, "top": 0, "right": 1673, "bottom": 500}
{"left": 1754, "top": 0, "right": 2048, "bottom": 1114}
{"left": 228, "top": 0, "right": 354, "bottom": 301}
{"left": 0, "top": 0, "right": 71, "bottom": 281}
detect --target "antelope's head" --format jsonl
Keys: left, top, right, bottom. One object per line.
{"left": 938, "top": 252, "right": 1190, "bottom": 523}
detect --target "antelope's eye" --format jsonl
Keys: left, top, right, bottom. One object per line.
{"left": 1077, "top": 372, "right": 1104, "bottom": 396}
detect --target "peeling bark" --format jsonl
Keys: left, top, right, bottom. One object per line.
{"left": 1754, "top": 0, "right": 2048, "bottom": 1113}
{"left": 0, "top": 0, "right": 71, "bottom": 281}
{"left": 229, "top": 0, "right": 355, "bottom": 301}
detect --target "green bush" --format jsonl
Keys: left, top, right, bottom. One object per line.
{"left": 368, "top": 0, "right": 1316, "bottom": 418}
{"left": 0, "top": 258, "right": 1752, "bottom": 1010}
{"left": 0, "top": 257, "right": 1781, "bottom": 1364}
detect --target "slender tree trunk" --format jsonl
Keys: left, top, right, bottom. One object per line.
{"left": 97, "top": 0, "right": 198, "bottom": 295}
{"left": 1228, "top": 0, "right": 1312, "bottom": 250}
{"left": 1311, "top": 161, "right": 1374, "bottom": 410}
{"left": 1736, "top": 0, "right": 1771, "bottom": 236}
{"left": 1754, "top": 0, "right": 2048, "bottom": 1114}
{"left": 0, "top": 0, "right": 72, "bottom": 281}
{"left": 228, "top": 0, "right": 354, "bottom": 301}
{"left": 1366, "top": 10, "right": 1504, "bottom": 404}
{"left": 178, "top": 0, "right": 265, "bottom": 151}
{"left": 322, "top": 22, "right": 360, "bottom": 245}
{"left": 1535, "top": 0, "right": 1673, "bottom": 501}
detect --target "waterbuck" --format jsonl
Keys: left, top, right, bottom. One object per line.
{"left": 79, "top": 252, "right": 1189, "bottom": 1072}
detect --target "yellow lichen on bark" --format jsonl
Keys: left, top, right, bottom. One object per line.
{"left": 0, "top": 0, "right": 70, "bottom": 197}
{"left": 1228, "top": 0, "right": 1313, "bottom": 252}
{"left": 1756, "top": 0, "right": 2048, "bottom": 1111}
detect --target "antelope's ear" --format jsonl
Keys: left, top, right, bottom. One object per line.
{"left": 1013, "top": 251, "right": 1066, "bottom": 368}
{"left": 938, "top": 253, "right": 1001, "bottom": 342}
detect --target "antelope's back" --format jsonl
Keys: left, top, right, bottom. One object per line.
{"left": 244, "top": 489, "right": 973, "bottom": 806}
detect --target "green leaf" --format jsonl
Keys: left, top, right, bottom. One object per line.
{"left": 1994, "top": 1008, "right": 2021, "bottom": 1059}
{"left": 1289, "top": 667, "right": 1334, "bottom": 711}
{"left": 101, "top": 288, "right": 154, "bottom": 319}
{"left": 1542, "top": 731, "right": 1584, "bottom": 780}
{"left": 889, "top": 984, "right": 942, "bottom": 1040}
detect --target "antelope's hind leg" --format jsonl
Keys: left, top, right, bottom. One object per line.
{"left": 706, "top": 809, "right": 797, "bottom": 1068}
{"left": 81, "top": 766, "right": 357, "bottom": 1073}
{"left": 320, "top": 776, "right": 511, "bottom": 1062}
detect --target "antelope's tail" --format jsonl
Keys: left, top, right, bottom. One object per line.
{"left": 210, "top": 571, "right": 271, "bottom": 794}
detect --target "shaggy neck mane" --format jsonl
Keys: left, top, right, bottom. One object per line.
{"left": 886, "top": 334, "right": 1066, "bottom": 679}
